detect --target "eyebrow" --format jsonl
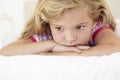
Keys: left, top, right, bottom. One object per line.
{"left": 51, "top": 22, "right": 88, "bottom": 27}
{"left": 75, "top": 22, "right": 88, "bottom": 26}
{"left": 50, "top": 24, "right": 64, "bottom": 27}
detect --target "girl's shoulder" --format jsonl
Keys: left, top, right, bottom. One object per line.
{"left": 89, "top": 22, "right": 113, "bottom": 46}
{"left": 92, "top": 22, "right": 113, "bottom": 41}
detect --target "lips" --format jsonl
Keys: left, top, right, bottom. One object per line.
{"left": 67, "top": 45, "right": 77, "bottom": 47}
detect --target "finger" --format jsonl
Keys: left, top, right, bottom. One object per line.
{"left": 76, "top": 46, "right": 91, "bottom": 50}
{"left": 67, "top": 47, "right": 82, "bottom": 53}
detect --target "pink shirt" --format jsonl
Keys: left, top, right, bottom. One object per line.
{"left": 30, "top": 22, "right": 113, "bottom": 46}
{"left": 88, "top": 22, "right": 113, "bottom": 46}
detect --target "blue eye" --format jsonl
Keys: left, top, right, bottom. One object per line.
{"left": 76, "top": 26, "right": 85, "bottom": 30}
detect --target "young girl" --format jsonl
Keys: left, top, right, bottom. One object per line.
{"left": 0, "top": 0, "right": 120, "bottom": 56}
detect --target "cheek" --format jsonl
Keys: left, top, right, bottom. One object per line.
{"left": 51, "top": 30, "right": 63, "bottom": 43}
{"left": 50, "top": 27, "right": 64, "bottom": 44}
{"left": 78, "top": 30, "right": 92, "bottom": 43}
{"left": 52, "top": 34, "right": 60, "bottom": 41}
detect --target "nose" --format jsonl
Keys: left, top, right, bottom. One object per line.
{"left": 65, "top": 31, "right": 77, "bottom": 43}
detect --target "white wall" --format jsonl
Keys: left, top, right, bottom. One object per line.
{"left": 0, "top": 0, "right": 25, "bottom": 37}
{"left": 23, "top": 0, "right": 37, "bottom": 22}
{"left": 106, "top": 0, "right": 120, "bottom": 18}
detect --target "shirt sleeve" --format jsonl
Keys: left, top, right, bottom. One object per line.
{"left": 29, "top": 36, "right": 37, "bottom": 42}
{"left": 29, "top": 35, "right": 53, "bottom": 42}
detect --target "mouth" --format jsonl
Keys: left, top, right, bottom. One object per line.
{"left": 67, "top": 45, "right": 77, "bottom": 47}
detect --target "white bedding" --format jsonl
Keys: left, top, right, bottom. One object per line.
{"left": 0, "top": 52, "right": 120, "bottom": 80}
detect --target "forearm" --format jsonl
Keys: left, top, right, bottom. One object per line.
{"left": 39, "top": 52, "right": 81, "bottom": 56}
{"left": 39, "top": 44, "right": 120, "bottom": 56}
{"left": 0, "top": 40, "right": 55, "bottom": 56}
{"left": 80, "top": 44, "right": 120, "bottom": 56}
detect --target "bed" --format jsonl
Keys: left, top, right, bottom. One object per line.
{"left": 0, "top": 52, "right": 120, "bottom": 80}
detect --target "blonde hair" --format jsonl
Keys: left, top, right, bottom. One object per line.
{"left": 20, "top": 0, "right": 116, "bottom": 39}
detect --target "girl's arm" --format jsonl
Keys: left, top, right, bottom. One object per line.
{"left": 80, "top": 29, "right": 120, "bottom": 56}
{"left": 57, "top": 29, "right": 120, "bottom": 56}
{"left": 0, "top": 39, "right": 86, "bottom": 56}
{"left": 0, "top": 39, "right": 55, "bottom": 56}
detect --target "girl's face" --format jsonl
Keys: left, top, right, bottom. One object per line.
{"left": 49, "top": 8, "right": 94, "bottom": 46}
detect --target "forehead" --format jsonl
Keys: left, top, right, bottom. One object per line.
{"left": 50, "top": 8, "right": 92, "bottom": 25}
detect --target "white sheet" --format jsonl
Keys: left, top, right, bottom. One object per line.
{"left": 0, "top": 52, "right": 120, "bottom": 80}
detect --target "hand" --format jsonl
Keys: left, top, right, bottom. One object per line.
{"left": 76, "top": 46, "right": 91, "bottom": 51}
{"left": 52, "top": 43, "right": 91, "bottom": 53}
